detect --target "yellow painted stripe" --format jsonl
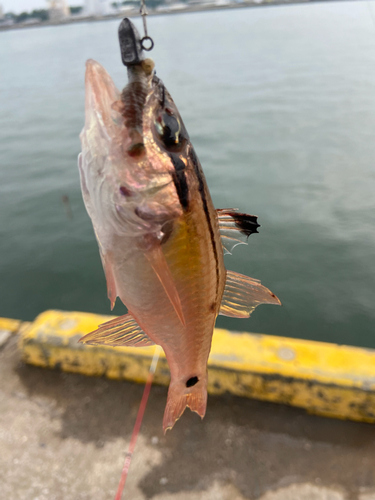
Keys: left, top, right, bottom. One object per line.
{"left": 17, "top": 309, "right": 375, "bottom": 424}
{"left": 0, "top": 317, "right": 22, "bottom": 333}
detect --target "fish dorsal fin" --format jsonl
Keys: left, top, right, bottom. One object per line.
{"left": 145, "top": 243, "right": 186, "bottom": 327}
{"left": 79, "top": 313, "right": 155, "bottom": 347}
{"left": 217, "top": 209, "right": 260, "bottom": 255}
{"left": 219, "top": 270, "right": 281, "bottom": 318}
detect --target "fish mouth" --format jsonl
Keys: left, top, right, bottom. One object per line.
{"left": 83, "top": 59, "right": 122, "bottom": 134}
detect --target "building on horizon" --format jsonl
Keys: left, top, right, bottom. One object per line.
{"left": 48, "top": 0, "right": 70, "bottom": 21}
{"left": 84, "top": 0, "right": 114, "bottom": 16}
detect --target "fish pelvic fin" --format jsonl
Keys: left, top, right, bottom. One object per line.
{"left": 78, "top": 313, "right": 155, "bottom": 347}
{"left": 219, "top": 270, "right": 281, "bottom": 318}
{"left": 217, "top": 208, "right": 260, "bottom": 255}
{"left": 163, "top": 378, "right": 207, "bottom": 434}
{"left": 98, "top": 249, "right": 117, "bottom": 310}
{"left": 145, "top": 243, "right": 186, "bottom": 327}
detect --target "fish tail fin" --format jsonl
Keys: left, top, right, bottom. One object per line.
{"left": 163, "top": 378, "right": 207, "bottom": 434}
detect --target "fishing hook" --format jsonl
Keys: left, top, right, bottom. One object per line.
{"left": 141, "top": 36, "right": 154, "bottom": 52}
{"left": 140, "top": 0, "right": 154, "bottom": 51}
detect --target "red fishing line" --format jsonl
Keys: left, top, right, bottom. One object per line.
{"left": 114, "top": 347, "right": 161, "bottom": 500}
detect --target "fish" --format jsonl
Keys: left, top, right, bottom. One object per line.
{"left": 78, "top": 18, "right": 281, "bottom": 433}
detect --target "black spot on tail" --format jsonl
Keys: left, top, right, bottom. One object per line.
{"left": 186, "top": 376, "right": 199, "bottom": 388}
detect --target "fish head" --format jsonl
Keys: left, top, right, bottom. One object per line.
{"left": 79, "top": 59, "right": 185, "bottom": 244}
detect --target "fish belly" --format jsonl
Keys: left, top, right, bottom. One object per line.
{"left": 111, "top": 208, "right": 222, "bottom": 380}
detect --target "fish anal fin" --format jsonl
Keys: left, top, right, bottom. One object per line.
{"left": 99, "top": 250, "right": 117, "bottom": 310}
{"left": 219, "top": 270, "right": 281, "bottom": 318}
{"left": 79, "top": 313, "right": 155, "bottom": 347}
{"left": 145, "top": 243, "right": 186, "bottom": 326}
{"left": 217, "top": 208, "right": 260, "bottom": 255}
{"left": 163, "top": 381, "right": 207, "bottom": 434}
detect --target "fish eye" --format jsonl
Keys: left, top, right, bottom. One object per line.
{"left": 154, "top": 112, "right": 183, "bottom": 150}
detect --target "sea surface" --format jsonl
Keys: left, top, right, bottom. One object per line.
{"left": 1, "top": 1, "right": 375, "bottom": 348}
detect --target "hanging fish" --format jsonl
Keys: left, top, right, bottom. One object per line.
{"left": 78, "top": 18, "right": 281, "bottom": 432}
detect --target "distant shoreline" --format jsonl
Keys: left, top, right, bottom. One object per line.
{"left": 0, "top": 0, "right": 342, "bottom": 32}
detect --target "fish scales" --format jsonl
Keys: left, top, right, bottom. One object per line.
{"left": 79, "top": 20, "right": 281, "bottom": 432}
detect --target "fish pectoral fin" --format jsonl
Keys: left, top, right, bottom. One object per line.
{"left": 217, "top": 208, "right": 260, "bottom": 255}
{"left": 144, "top": 244, "right": 186, "bottom": 327}
{"left": 78, "top": 313, "right": 155, "bottom": 347}
{"left": 99, "top": 250, "right": 117, "bottom": 310}
{"left": 219, "top": 270, "right": 281, "bottom": 318}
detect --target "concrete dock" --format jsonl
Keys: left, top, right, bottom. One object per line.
{"left": 2, "top": 323, "right": 375, "bottom": 499}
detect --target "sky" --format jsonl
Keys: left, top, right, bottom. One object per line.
{"left": 1, "top": 0, "right": 83, "bottom": 14}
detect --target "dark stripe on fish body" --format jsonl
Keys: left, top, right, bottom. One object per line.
{"left": 189, "top": 145, "right": 220, "bottom": 301}
{"left": 169, "top": 154, "right": 189, "bottom": 211}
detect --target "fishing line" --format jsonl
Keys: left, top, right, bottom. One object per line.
{"left": 114, "top": 346, "right": 161, "bottom": 500}
{"left": 114, "top": 12, "right": 158, "bottom": 498}
{"left": 140, "top": 0, "right": 154, "bottom": 51}
{"left": 368, "top": 1, "right": 375, "bottom": 33}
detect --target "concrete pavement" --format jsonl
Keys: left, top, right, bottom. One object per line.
{"left": 1, "top": 333, "right": 375, "bottom": 500}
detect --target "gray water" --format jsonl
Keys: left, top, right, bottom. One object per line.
{"left": 1, "top": 2, "right": 375, "bottom": 348}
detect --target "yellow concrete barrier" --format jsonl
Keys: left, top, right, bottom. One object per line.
{"left": 0, "top": 317, "right": 22, "bottom": 334}
{"left": 11, "top": 309, "right": 375, "bottom": 424}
